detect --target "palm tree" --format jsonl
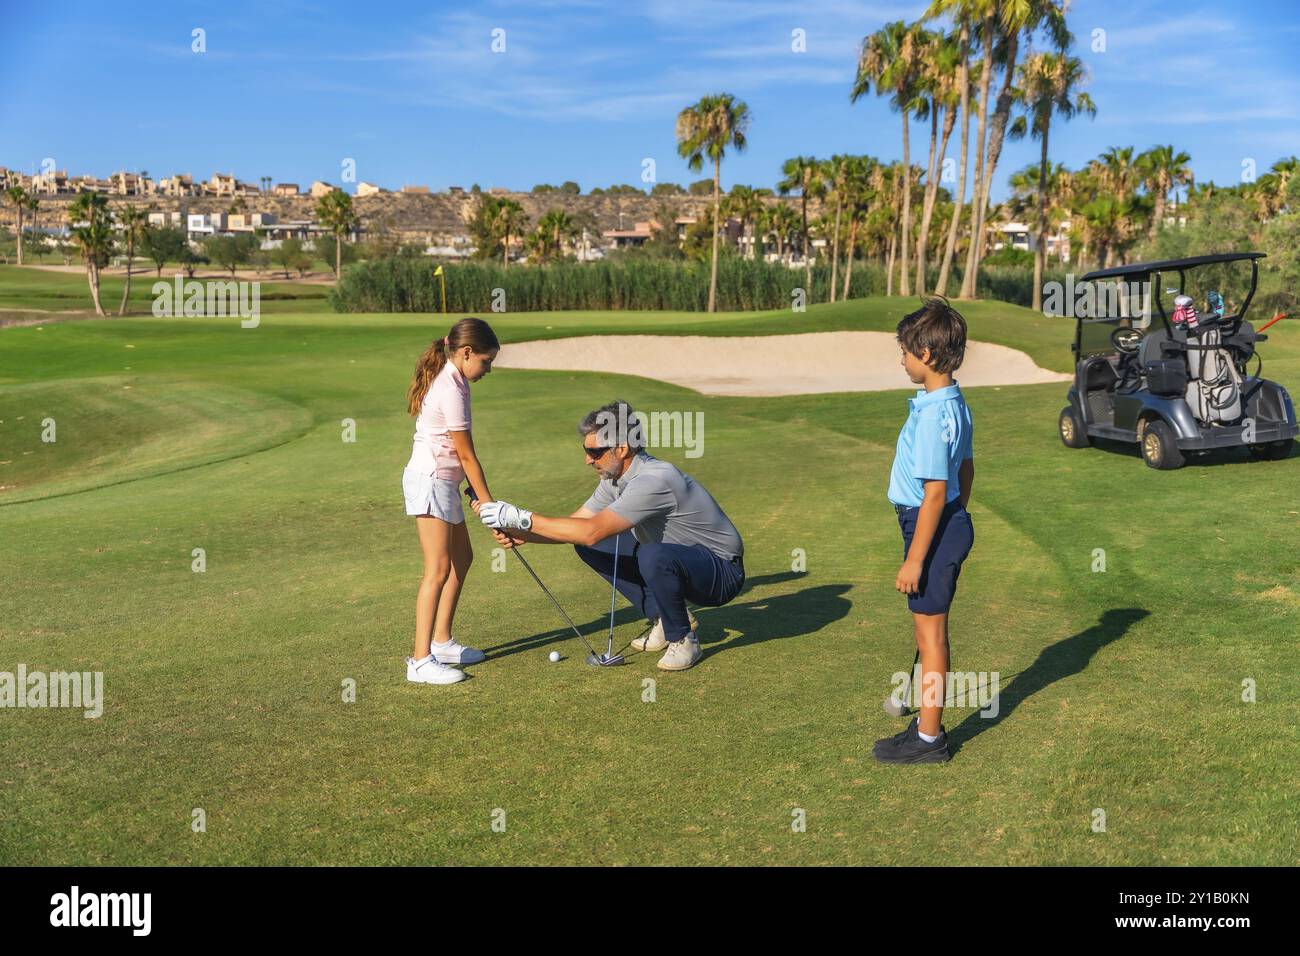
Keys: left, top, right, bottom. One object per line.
{"left": 822, "top": 157, "right": 852, "bottom": 301}
{"left": 68, "top": 193, "right": 114, "bottom": 316}
{"left": 315, "top": 188, "right": 359, "bottom": 278}
{"left": 839, "top": 155, "right": 878, "bottom": 300}
{"left": 1080, "top": 194, "right": 1135, "bottom": 270}
{"left": 778, "top": 156, "right": 827, "bottom": 295}
{"left": 24, "top": 193, "right": 41, "bottom": 262}
{"left": 495, "top": 199, "right": 528, "bottom": 268}
{"left": 934, "top": 14, "right": 975, "bottom": 296}
{"left": 927, "top": 0, "right": 996, "bottom": 298}
{"left": 970, "top": 0, "right": 1071, "bottom": 295}
{"left": 723, "top": 185, "right": 766, "bottom": 261}
{"left": 1137, "top": 145, "right": 1194, "bottom": 237}
{"left": 1057, "top": 167, "right": 1095, "bottom": 273}
{"left": 913, "top": 29, "right": 961, "bottom": 294}
{"left": 759, "top": 203, "right": 780, "bottom": 265}
{"left": 676, "top": 93, "right": 751, "bottom": 313}
{"left": 1247, "top": 158, "right": 1297, "bottom": 220}
{"left": 1010, "top": 51, "right": 1095, "bottom": 310}
{"left": 761, "top": 202, "right": 801, "bottom": 265}
{"left": 854, "top": 20, "right": 927, "bottom": 297}
{"left": 5, "top": 185, "right": 29, "bottom": 265}
{"left": 536, "top": 208, "right": 578, "bottom": 261}
{"left": 927, "top": 0, "right": 1067, "bottom": 296}
{"left": 115, "top": 204, "right": 150, "bottom": 315}
{"left": 1096, "top": 146, "right": 1139, "bottom": 195}
{"left": 881, "top": 162, "right": 904, "bottom": 295}
{"left": 1268, "top": 156, "right": 1298, "bottom": 213}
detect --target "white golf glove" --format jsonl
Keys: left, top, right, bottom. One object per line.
{"left": 479, "top": 499, "right": 533, "bottom": 532}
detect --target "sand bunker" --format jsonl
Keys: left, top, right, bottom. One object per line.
{"left": 496, "top": 332, "right": 1069, "bottom": 397}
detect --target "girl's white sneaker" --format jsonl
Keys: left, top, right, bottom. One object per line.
{"left": 406, "top": 654, "right": 466, "bottom": 685}
{"left": 431, "top": 638, "right": 486, "bottom": 665}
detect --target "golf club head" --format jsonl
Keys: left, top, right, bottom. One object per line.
{"left": 586, "top": 652, "right": 626, "bottom": 667}
{"left": 882, "top": 696, "right": 911, "bottom": 717}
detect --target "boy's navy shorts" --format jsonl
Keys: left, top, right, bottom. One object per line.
{"left": 897, "top": 499, "right": 974, "bottom": 615}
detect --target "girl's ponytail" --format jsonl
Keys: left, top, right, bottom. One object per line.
{"left": 407, "top": 317, "right": 500, "bottom": 416}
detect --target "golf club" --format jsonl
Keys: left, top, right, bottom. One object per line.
{"left": 465, "top": 485, "right": 621, "bottom": 666}
{"left": 594, "top": 534, "right": 626, "bottom": 667}
{"left": 882, "top": 648, "right": 920, "bottom": 717}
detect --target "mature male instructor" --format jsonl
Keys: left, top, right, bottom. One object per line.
{"left": 478, "top": 399, "right": 745, "bottom": 671}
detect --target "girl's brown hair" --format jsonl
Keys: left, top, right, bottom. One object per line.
{"left": 407, "top": 317, "right": 500, "bottom": 416}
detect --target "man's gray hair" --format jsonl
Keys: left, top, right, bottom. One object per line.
{"left": 578, "top": 399, "right": 645, "bottom": 449}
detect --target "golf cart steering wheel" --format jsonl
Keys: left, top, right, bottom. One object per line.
{"left": 1111, "top": 327, "right": 1143, "bottom": 354}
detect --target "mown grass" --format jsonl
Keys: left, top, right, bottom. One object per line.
{"left": 0, "top": 264, "right": 331, "bottom": 316}
{"left": 1, "top": 286, "right": 1297, "bottom": 865}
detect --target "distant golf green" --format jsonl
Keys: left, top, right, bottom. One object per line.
{"left": 0, "top": 264, "right": 332, "bottom": 317}
{"left": 1, "top": 265, "right": 1296, "bottom": 865}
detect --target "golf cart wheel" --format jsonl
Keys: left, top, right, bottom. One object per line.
{"left": 1248, "top": 438, "right": 1295, "bottom": 461}
{"left": 1140, "top": 419, "right": 1185, "bottom": 470}
{"left": 1059, "top": 406, "right": 1091, "bottom": 448}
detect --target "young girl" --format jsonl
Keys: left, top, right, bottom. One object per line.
{"left": 402, "top": 317, "right": 499, "bottom": 685}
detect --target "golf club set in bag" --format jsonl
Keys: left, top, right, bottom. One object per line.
{"left": 465, "top": 485, "right": 625, "bottom": 666}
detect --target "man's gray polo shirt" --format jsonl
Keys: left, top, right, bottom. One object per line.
{"left": 583, "top": 451, "right": 743, "bottom": 561}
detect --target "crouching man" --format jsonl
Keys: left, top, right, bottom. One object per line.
{"left": 478, "top": 399, "right": 745, "bottom": 671}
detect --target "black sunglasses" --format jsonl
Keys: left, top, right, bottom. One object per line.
{"left": 582, "top": 443, "right": 613, "bottom": 459}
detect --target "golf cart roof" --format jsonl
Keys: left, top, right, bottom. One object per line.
{"left": 1080, "top": 252, "right": 1265, "bottom": 281}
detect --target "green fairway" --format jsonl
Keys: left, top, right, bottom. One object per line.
{"left": 1, "top": 288, "right": 1297, "bottom": 865}
{"left": 0, "top": 264, "right": 332, "bottom": 317}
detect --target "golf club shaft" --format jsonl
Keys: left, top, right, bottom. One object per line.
{"left": 508, "top": 547, "right": 601, "bottom": 658}
{"left": 464, "top": 484, "right": 601, "bottom": 658}
{"left": 901, "top": 649, "right": 959, "bottom": 709}
{"left": 607, "top": 534, "right": 619, "bottom": 657}
{"left": 901, "top": 648, "right": 920, "bottom": 708}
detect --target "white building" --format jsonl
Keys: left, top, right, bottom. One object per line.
{"left": 993, "top": 220, "right": 1072, "bottom": 263}
{"left": 186, "top": 212, "right": 227, "bottom": 237}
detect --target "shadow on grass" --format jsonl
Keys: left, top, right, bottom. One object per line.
{"left": 701, "top": 574, "right": 853, "bottom": 657}
{"left": 947, "top": 606, "right": 1150, "bottom": 755}
{"left": 1090, "top": 437, "right": 1295, "bottom": 467}
{"left": 482, "top": 569, "right": 848, "bottom": 661}
{"left": 483, "top": 605, "right": 647, "bottom": 661}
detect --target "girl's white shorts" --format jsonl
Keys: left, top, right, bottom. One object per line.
{"left": 402, "top": 468, "right": 465, "bottom": 523}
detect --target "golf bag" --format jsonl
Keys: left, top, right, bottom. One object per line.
{"left": 1185, "top": 325, "right": 1243, "bottom": 423}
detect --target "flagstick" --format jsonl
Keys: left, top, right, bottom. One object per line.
{"left": 433, "top": 265, "right": 447, "bottom": 314}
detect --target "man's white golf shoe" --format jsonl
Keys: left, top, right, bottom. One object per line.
{"left": 632, "top": 612, "right": 699, "bottom": 652}
{"left": 657, "top": 631, "right": 702, "bottom": 671}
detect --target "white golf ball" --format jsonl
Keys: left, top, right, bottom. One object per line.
{"left": 548, "top": 651, "right": 561, "bottom": 663}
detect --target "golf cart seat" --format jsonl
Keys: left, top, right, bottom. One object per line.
{"left": 1223, "top": 320, "right": 1265, "bottom": 363}
{"left": 1083, "top": 355, "right": 1119, "bottom": 392}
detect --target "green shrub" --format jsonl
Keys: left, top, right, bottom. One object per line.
{"left": 329, "top": 256, "right": 1053, "bottom": 313}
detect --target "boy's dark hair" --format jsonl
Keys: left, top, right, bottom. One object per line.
{"left": 896, "top": 296, "right": 967, "bottom": 374}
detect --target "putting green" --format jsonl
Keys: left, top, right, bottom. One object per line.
{"left": 1, "top": 289, "right": 1296, "bottom": 865}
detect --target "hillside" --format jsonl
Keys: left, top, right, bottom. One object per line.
{"left": 3, "top": 190, "right": 821, "bottom": 246}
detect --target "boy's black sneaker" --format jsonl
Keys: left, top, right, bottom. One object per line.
{"left": 873, "top": 717, "right": 951, "bottom": 764}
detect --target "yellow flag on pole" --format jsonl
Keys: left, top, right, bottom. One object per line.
{"left": 433, "top": 265, "right": 444, "bottom": 276}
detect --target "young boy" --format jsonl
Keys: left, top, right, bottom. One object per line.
{"left": 874, "top": 297, "right": 975, "bottom": 765}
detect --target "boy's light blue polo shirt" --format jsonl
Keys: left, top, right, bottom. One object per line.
{"left": 887, "top": 382, "right": 973, "bottom": 507}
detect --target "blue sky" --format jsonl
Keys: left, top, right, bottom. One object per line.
{"left": 2, "top": 0, "right": 1298, "bottom": 201}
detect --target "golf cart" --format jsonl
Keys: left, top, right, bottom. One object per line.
{"left": 1059, "top": 252, "right": 1297, "bottom": 469}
